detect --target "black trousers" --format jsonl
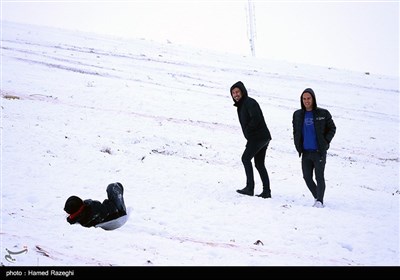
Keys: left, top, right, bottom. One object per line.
{"left": 241, "top": 140, "right": 270, "bottom": 191}
{"left": 301, "top": 151, "right": 327, "bottom": 203}
{"left": 106, "top": 182, "right": 127, "bottom": 215}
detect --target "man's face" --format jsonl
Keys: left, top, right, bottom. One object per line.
{"left": 231, "top": 87, "right": 243, "bottom": 102}
{"left": 302, "top": 92, "right": 314, "bottom": 111}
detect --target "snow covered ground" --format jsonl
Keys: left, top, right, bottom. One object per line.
{"left": 1, "top": 21, "right": 399, "bottom": 267}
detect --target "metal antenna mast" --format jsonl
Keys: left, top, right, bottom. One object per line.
{"left": 246, "top": 0, "right": 256, "bottom": 56}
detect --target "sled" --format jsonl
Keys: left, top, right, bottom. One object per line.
{"left": 95, "top": 207, "right": 131, "bottom": 230}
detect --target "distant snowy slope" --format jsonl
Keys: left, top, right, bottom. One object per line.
{"left": 1, "top": 21, "right": 399, "bottom": 266}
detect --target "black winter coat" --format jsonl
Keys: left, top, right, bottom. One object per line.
{"left": 292, "top": 89, "right": 336, "bottom": 156}
{"left": 66, "top": 199, "right": 121, "bottom": 228}
{"left": 230, "top": 81, "right": 272, "bottom": 143}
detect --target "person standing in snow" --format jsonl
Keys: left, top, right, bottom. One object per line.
{"left": 292, "top": 88, "right": 336, "bottom": 208}
{"left": 230, "top": 81, "right": 272, "bottom": 198}
{"left": 64, "top": 182, "right": 127, "bottom": 228}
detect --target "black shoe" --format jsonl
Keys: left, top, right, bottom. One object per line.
{"left": 256, "top": 191, "right": 271, "bottom": 199}
{"left": 236, "top": 187, "right": 254, "bottom": 196}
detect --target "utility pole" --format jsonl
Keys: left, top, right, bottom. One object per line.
{"left": 246, "top": 0, "right": 256, "bottom": 57}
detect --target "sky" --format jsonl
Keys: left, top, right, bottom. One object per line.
{"left": 1, "top": 21, "right": 399, "bottom": 268}
{"left": 1, "top": 0, "right": 399, "bottom": 77}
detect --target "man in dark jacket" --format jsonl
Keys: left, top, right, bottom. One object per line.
{"left": 230, "top": 81, "right": 272, "bottom": 198}
{"left": 64, "top": 182, "right": 127, "bottom": 228}
{"left": 292, "top": 88, "right": 336, "bottom": 208}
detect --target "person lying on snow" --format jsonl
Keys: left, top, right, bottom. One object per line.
{"left": 64, "top": 182, "right": 127, "bottom": 228}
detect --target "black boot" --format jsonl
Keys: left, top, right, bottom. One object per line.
{"left": 256, "top": 189, "right": 271, "bottom": 199}
{"left": 236, "top": 186, "right": 254, "bottom": 196}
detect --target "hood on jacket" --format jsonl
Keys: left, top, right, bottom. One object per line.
{"left": 300, "top": 88, "right": 317, "bottom": 110}
{"left": 230, "top": 81, "right": 248, "bottom": 105}
{"left": 64, "top": 195, "right": 83, "bottom": 214}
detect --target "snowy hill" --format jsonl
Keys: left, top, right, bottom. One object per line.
{"left": 1, "top": 21, "right": 399, "bottom": 266}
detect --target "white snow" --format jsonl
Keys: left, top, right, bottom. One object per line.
{"left": 1, "top": 21, "right": 399, "bottom": 267}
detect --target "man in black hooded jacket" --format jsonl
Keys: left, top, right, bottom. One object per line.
{"left": 230, "top": 81, "right": 272, "bottom": 198}
{"left": 292, "top": 88, "right": 336, "bottom": 208}
{"left": 64, "top": 182, "right": 127, "bottom": 228}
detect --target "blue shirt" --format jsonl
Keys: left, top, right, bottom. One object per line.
{"left": 302, "top": 111, "right": 318, "bottom": 151}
